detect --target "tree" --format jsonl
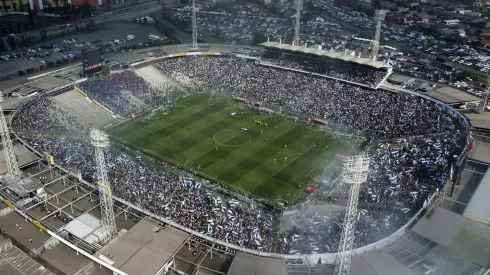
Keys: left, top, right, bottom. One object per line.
{"left": 19, "top": 34, "right": 30, "bottom": 47}
{"left": 6, "top": 36, "right": 16, "bottom": 49}
{"left": 28, "top": 7, "right": 36, "bottom": 29}
{"left": 0, "top": 38, "right": 6, "bottom": 53}
{"left": 88, "top": 19, "right": 95, "bottom": 32}
{"left": 81, "top": 0, "right": 91, "bottom": 18}
{"left": 40, "top": 29, "right": 47, "bottom": 41}
{"left": 471, "top": 21, "right": 487, "bottom": 29}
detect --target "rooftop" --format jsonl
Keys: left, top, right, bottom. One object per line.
{"left": 227, "top": 252, "right": 288, "bottom": 275}
{"left": 25, "top": 76, "right": 71, "bottom": 91}
{"left": 99, "top": 217, "right": 190, "bottom": 275}
{"left": 422, "top": 86, "right": 480, "bottom": 104}
{"left": 0, "top": 143, "right": 40, "bottom": 175}
{"left": 260, "top": 41, "right": 389, "bottom": 69}
{"left": 465, "top": 112, "right": 490, "bottom": 130}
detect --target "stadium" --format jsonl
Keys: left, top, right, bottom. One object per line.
{"left": 0, "top": 41, "right": 474, "bottom": 275}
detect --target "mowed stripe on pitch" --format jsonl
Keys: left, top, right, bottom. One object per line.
{"left": 144, "top": 102, "right": 227, "bottom": 151}
{"left": 110, "top": 94, "right": 357, "bottom": 202}
{"left": 217, "top": 120, "right": 308, "bottom": 189}
{"left": 152, "top": 103, "right": 234, "bottom": 160}
{"left": 140, "top": 93, "right": 212, "bottom": 132}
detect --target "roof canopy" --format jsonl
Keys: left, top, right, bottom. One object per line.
{"left": 260, "top": 42, "right": 390, "bottom": 69}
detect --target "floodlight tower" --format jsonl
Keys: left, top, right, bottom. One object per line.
{"left": 294, "top": 0, "right": 302, "bottom": 46}
{"left": 371, "top": 10, "right": 386, "bottom": 62}
{"left": 90, "top": 129, "right": 117, "bottom": 241}
{"left": 192, "top": 0, "right": 198, "bottom": 50}
{"left": 478, "top": 73, "right": 489, "bottom": 114}
{"left": 0, "top": 93, "right": 21, "bottom": 180}
{"left": 335, "top": 154, "right": 371, "bottom": 275}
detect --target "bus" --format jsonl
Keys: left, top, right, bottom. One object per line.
{"left": 149, "top": 34, "right": 162, "bottom": 41}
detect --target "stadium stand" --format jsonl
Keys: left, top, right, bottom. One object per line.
{"left": 11, "top": 55, "right": 469, "bottom": 256}
{"left": 135, "top": 66, "right": 177, "bottom": 94}
{"left": 78, "top": 71, "right": 150, "bottom": 117}
{"left": 54, "top": 91, "right": 115, "bottom": 129}
{"left": 259, "top": 42, "right": 390, "bottom": 87}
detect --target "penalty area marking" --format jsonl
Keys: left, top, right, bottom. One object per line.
{"left": 268, "top": 143, "right": 317, "bottom": 182}
{"left": 283, "top": 152, "right": 302, "bottom": 166}
{"left": 174, "top": 115, "right": 191, "bottom": 125}
{"left": 213, "top": 130, "right": 251, "bottom": 147}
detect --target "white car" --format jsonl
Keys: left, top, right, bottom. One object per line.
{"left": 40, "top": 60, "right": 46, "bottom": 64}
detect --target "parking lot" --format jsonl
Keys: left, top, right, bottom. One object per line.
{"left": 0, "top": 239, "right": 54, "bottom": 275}
{"left": 0, "top": 23, "right": 167, "bottom": 78}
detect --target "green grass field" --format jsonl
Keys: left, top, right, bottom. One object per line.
{"left": 109, "top": 93, "right": 358, "bottom": 203}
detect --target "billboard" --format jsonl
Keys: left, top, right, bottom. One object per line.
{"left": 82, "top": 47, "right": 104, "bottom": 74}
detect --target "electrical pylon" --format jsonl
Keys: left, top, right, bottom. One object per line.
{"left": 192, "top": 0, "right": 198, "bottom": 49}
{"left": 294, "top": 0, "right": 302, "bottom": 46}
{"left": 0, "top": 93, "right": 21, "bottom": 180}
{"left": 335, "top": 154, "right": 371, "bottom": 275}
{"left": 371, "top": 10, "right": 386, "bottom": 61}
{"left": 90, "top": 129, "right": 117, "bottom": 241}
{"left": 478, "top": 72, "right": 489, "bottom": 114}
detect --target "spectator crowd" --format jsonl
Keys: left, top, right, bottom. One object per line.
{"left": 12, "top": 56, "right": 467, "bottom": 255}
{"left": 260, "top": 49, "right": 387, "bottom": 87}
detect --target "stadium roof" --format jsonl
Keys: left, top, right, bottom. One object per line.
{"left": 99, "top": 217, "right": 190, "bottom": 275}
{"left": 1, "top": 97, "right": 24, "bottom": 111}
{"left": 468, "top": 138, "right": 490, "bottom": 164}
{"left": 464, "top": 170, "right": 490, "bottom": 225}
{"left": 259, "top": 42, "right": 389, "bottom": 69}
{"left": 422, "top": 86, "right": 480, "bottom": 104}
{"left": 351, "top": 251, "right": 415, "bottom": 275}
{"left": 25, "top": 76, "right": 71, "bottom": 91}
{"left": 412, "top": 207, "right": 468, "bottom": 245}
{"left": 0, "top": 143, "right": 39, "bottom": 175}
{"left": 387, "top": 74, "right": 414, "bottom": 85}
{"left": 412, "top": 207, "right": 490, "bottom": 268}
{"left": 63, "top": 213, "right": 105, "bottom": 244}
{"left": 227, "top": 252, "right": 288, "bottom": 275}
{"left": 465, "top": 112, "right": 490, "bottom": 131}
{"left": 1, "top": 176, "right": 43, "bottom": 197}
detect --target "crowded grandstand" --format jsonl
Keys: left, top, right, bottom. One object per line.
{"left": 11, "top": 52, "right": 469, "bottom": 256}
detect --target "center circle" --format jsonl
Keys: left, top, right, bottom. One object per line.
{"left": 214, "top": 130, "right": 251, "bottom": 146}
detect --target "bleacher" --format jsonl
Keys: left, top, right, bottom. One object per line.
{"left": 135, "top": 66, "right": 176, "bottom": 95}
{"left": 260, "top": 42, "right": 391, "bottom": 88}
{"left": 54, "top": 91, "right": 115, "bottom": 128}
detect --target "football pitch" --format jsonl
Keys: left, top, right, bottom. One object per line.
{"left": 109, "top": 93, "right": 358, "bottom": 203}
